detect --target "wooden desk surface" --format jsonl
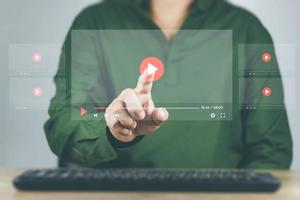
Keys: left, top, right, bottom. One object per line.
{"left": 1, "top": 169, "right": 299, "bottom": 200}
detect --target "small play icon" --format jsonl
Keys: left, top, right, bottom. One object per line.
{"left": 262, "top": 86, "right": 272, "bottom": 97}
{"left": 262, "top": 52, "right": 272, "bottom": 63}
{"left": 80, "top": 107, "right": 88, "bottom": 116}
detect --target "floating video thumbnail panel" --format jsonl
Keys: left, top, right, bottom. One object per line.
{"left": 9, "top": 44, "right": 62, "bottom": 77}
{"left": 239, "top": 77, "right": 295, "bottom": 110}
{"left": 9, "top": 77, "right": 65, "bottom": 110}
{"left": 238, "top": 44, "right": 295, "bottom": 77}
{"left": 8, "top": 44, "right": 65, "bottom": 110}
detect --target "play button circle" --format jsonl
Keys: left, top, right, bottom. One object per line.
{"left": 139, "top": 57, "right": 165, "bottom": 81}
{"left": 262, "top": 52, "right": 272, "bottom": 63}
{"left": 262, "top": 86, "right": 272, "bottom": 97}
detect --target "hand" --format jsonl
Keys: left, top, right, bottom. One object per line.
{"left": 105, "top": 70, "right": 169, "bottom": 142}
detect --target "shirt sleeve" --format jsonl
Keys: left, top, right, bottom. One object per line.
{"left": 44, "top": 9, "right": 119, "bottom": 167}
{"left": 238, "top": 17, "right": 293, "bottom": 169}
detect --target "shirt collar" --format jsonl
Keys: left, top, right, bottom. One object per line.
{"left": 194, "top": 0, "right": 218, "bottom": 11}
{"left": 111, "top": 0, "right": 219, "bottom": 11}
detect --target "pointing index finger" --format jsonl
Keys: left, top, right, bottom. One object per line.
{"left": 135, "top": 68, "right": 155, "bottom": 94}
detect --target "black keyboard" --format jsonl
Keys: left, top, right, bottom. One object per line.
{"left": 13, "top": 168, "right": 280, "bottom": 192}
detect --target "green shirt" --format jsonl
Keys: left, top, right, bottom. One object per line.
{"left": 44, "top": 0, "right": 293, "bottom": 169}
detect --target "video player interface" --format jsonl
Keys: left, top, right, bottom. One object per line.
{"left": 70, "top": 30, "right": 233, "bottom": 121}
{"left": 8, "top": 30, "right": 295, "bottom": 121}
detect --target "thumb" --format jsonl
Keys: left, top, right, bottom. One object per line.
{"left": 152, "top": 108, "right": 169, "bottom": 126}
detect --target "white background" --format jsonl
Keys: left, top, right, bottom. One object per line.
{"left": 0, "top": 0, "right": 299, "bottom": 169}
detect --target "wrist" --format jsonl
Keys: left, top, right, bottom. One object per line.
{"left": 106, "top": 127, "right": 144, "bottom": 148}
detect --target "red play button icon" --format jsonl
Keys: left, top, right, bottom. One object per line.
{"left": 262, "top": 87, "right": 272, "bottom": 97}
{"left": 32, "top": 87, "right": 43, "bottom": 97}
{"left": 139, "top": 57, "right": 165, "bottom": 81}
{"left": 80, "top": 107, "right": 88, "bottom": 116}
{"left": 262, "top": 52, "right": 272, "bottom": 63}
{"left": 32, "top": 53, "right": 42, "bottom": 63}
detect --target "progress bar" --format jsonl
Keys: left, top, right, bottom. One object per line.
{"left": 93, "top": 106, "right": 201, "bottom": 110}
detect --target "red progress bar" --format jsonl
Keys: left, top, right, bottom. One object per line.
{"left": 93, "top": 106, "right": 108, "bottom": 110}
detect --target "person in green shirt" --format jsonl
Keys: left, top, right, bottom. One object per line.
{"left": 44, "top": 0, "right": 293, "bottom": 169}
